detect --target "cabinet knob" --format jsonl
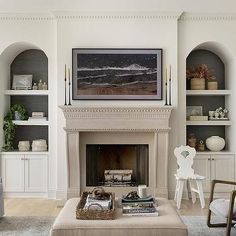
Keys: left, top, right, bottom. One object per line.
{"left": 21, "top": 158, "right": 25, "bottom": 160}
{"left": 208, "top": 158, "right": 210, "bottom": 161}
{"left": 212, "top": 158, "right": 215, "bottom": 161}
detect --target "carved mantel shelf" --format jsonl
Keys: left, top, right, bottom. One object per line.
{"left": 60, "top": 105, "right": 173, "bottom": 132}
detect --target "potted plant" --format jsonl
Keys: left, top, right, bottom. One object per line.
{"left": 2, "top": 104, "right": 28, "bottom": 151}
{"left": 186, "top": 64, "right": 215, "bottom": 90}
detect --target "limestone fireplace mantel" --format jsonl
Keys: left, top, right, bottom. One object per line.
{"left": 60, "top": 105, "right": 173, "bottom": 199}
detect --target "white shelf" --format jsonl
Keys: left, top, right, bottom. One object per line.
{"left": 186, "top": 90, "right": 231, "bottom": 96}
{"left": 4, "top": 90, "right": 49, "bottom": 96}
{"left": 0, "top": 151, "right": 49, "bottom": 155}
{"left": 186, "top": 120, "right": 232, "bottom": 126}
{"left": 196, "top": 151, "right": 235, "bottom": 155}
{"left": 12, "top": 120, "right": 49, "bottom": 126}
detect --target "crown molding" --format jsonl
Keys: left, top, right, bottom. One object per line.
{"left": 52, "top": 11, "right": 182, "bottom": 20}
{"left": 0, "top": 12, "right": 55, "bottom": 21}
{"left": 180, "top": 12, "right": 236, "bottom": 21}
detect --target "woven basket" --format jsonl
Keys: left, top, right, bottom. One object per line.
{"left": 76, "top": 190, "right": 115, "bottom": 220}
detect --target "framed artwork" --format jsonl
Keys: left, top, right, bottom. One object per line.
{"left": 186, "top": 106, "right": 203, "bottom": 120}
{"left": 72, "top": 48, "right": 162, "bottom": 100}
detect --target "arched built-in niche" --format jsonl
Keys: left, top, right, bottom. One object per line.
{"left": 185, "top": 41, "right": 234, "bottom": 151}
{"left": 0, "top": 42, "right": 49, "bottom": 150}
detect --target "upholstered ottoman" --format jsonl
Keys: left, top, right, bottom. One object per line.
{"left": 50, "top": 198, "right": 187, "bottom": 236}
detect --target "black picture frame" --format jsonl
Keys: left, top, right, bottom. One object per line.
{"left": 72, "top": 48, "right": 162, "bottom": 100}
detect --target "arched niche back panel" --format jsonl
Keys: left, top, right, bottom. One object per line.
{"left": 186, "top": 49, "right": 225, "bottom": 90}
{"left": 10, "top": 49, "right": 48, "bottom": 88}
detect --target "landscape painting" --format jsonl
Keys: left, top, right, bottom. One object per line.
{"left": 72, "top": 49, "right": 162, "bottom": 100}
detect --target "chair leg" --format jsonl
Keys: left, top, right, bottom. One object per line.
{"left": 184, "top": 180, "right": 189, "bottom": 200}
{"left": 174, "top": 179, "right": 179, "bottom": 202}
{"left": 196, "top": 179, "right": 205, "bottom": 208}
{"left": 177, "top": 180, "right": 184, "bottom": 209}
{"left": 189, "top": 179, "right": 196, "bottom": 204}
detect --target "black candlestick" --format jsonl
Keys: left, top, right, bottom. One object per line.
{"left": 169, "top": 78, "right": 171, "bottom": 105}
{"left": 165, "top": 81, "right": 168, "bottom": 105}
{"left": 64, "top": 78, "right": 67, "bottom": 106}
{"left": 68, "top": 81, "right": 71, "bottom": 105}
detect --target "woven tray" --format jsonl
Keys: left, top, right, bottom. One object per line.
{"left": 76, "top": 191, "right": 115, "bottom": 220}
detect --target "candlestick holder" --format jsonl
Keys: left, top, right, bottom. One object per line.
{"left": 169, "top": 78, "right": 172, "bottom": 106}
{"left": 165, "top": 81, "right": 168, "bottom": 105}
{"left": 64, "top": 78, "right": 67, "bottom": 106}
{"left": 68, "top": 80, "right": 71, "bottom": 105}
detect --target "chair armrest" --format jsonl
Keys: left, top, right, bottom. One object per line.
{"left": 209, "top": 179, "right": 236, "bottom": 204}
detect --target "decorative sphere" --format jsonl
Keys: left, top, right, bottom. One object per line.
{"left": 206, "top": 136, "right": 225, "bottom": 151}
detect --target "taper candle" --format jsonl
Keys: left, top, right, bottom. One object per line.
{"left": 65, "top": 64, "right": 67, "bottom": 81}
{"left": 169, "top": 65, "right": 171, "bottom": 106}
{"left": 68, "top": 68, "right": 71, "bottom": 105}
{"left": 165, "top": 67, "right": 168, "bottom": 105}
{"left": 64, "top": 64, "right": 67, "bottom": 106}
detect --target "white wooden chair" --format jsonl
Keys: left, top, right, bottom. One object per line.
{"left": 174, "top": 145, "right": 205, "bottom": 209}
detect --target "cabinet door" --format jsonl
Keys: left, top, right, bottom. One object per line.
{"left": 192, "top": 155, "right": 211, "bottom": 192}
{"left": 2, "top": 154, "right": 24, "bottom": 192}
{"left": 211, "top": 155, "right": 235, "bottom": 192}
{"left": 24, "top": 154, "right": 47, "bottom": 192}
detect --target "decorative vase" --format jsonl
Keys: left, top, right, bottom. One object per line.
{"left": 190, "top": 78, "right": 205, "bottom": 90}
{"left": 207, "top": 81, "right": 218, "bottom": 90}
{"left": 18, "top": 140, "right": 30, "bottom": 151}
{"left": 206, "top": 136, "right": 225, "bottom": 151}
{"left": 14, "top": 111, "right": 22, "bottom": 120}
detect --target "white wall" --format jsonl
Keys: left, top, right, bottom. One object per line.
{"left": 1, "top": 10, "right": 236, "bottom": 199}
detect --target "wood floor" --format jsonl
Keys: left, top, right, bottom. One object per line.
{"left": 4, "top": 198, "right": 209, "bottom": 217}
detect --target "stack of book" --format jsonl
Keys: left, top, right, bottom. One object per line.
{"left": 28, "top": 112, "right": 47, "bottom": 121}
{"left": 83, "top": 193, "right": 112, "bottom": 210}
{"left": 121, "top": 196, "right": 158, "bottom": 216}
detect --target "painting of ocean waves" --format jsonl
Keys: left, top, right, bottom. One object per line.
{"left": 73, "top": 49, "right": 162, "bottom": 99}
{"left": 78, "top": 64, "right": 157, "bottom": 95}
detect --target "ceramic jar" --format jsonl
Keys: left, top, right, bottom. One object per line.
{"left": 206, "top": 136, "right": 225, "bottom": 151}
{"left": 32, "top": 139, "right": 47, "bottom": 151}
{"left": 18, "top": 141, "right": 30, "bottom": 151}
{"left": 207, "top": 81, "right": 218, "bottom": 90}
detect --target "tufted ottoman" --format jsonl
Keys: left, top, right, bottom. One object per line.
{"left": 50, "top": 198, "right": 187, "bottom": 236}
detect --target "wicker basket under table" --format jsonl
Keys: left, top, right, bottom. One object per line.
{"left": 76, "top": 191, "right": 115, "bottom": 220}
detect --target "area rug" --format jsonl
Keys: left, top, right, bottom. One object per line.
{"left": 181, "top": 216, "right": 236, "bottom": 236}
{"left": 0, "top": 216, "right": 54, "bottom": 236}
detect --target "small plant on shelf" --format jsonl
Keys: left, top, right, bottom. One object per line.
{"left": 186, "top": 64, "right": 214, "bottom": 80}
{"left": 186, "top": 64, "right": 215, "bottom": 90}
{"left": 2, "top": 104, "right": 28, "bottom": 151}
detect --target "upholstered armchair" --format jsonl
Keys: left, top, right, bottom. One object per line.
{"left": 207, "top": 179, "right": 236, "bottom": 236}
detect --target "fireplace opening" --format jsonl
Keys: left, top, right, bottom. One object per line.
{"left": 86, "top": 144, "right": 149, "bottom": 187}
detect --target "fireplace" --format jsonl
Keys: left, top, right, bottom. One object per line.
{"left": 86, "top": 144, "right": 149, "bottom": 187}
{"left": 60, "top": 105, "right": 172, "bottom": 198}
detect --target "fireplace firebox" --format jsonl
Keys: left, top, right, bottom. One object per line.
{"left": 86, "top": 144, "right": 149, "bottom": 187}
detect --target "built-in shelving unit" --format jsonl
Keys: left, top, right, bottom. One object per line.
{"left": 186, "top": 48, "right": 230, "bottom": 151}
{"left": 4, "top": 49, "right": 49, "bottom": 151}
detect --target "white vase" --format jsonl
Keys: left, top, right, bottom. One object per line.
{"left": 206, "top": 136, "right": 225, "bottom": 151}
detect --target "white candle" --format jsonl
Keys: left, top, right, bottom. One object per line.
{"left": 138, "top": 185, "right": 147, "bottom": 198}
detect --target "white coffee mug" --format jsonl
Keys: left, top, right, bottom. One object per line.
{"left": 138, "top": 185, "right": 147, "bottom": 198}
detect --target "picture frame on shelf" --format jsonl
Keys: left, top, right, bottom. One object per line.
{"left": 72, "top": 48, "right": 162, "bottom": 100}
{"left": 12, "top": 75, "right": 33, "bottom": 90}
{"left": 186, "top": 106, "right": 203, "bottom": 120}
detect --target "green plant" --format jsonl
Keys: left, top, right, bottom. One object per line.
{"left": 2, "top": 104, "right": 28, "bottom": 151}
{"left": 10, "top": 104, "right": 28, "bottom": 120}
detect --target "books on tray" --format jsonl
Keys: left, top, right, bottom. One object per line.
{"left": 121, "top": 195, "right": 158, "bottom": 216}
{"left": 83, "top": 194, "right": 112, "bottom": 210}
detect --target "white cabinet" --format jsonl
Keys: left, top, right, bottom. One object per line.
{"left": 192, "top": 155, "right": 211, "bottom": 192}
{"left": 194, "top": 153, "right": 235, "bottom": 193}
{"left": 1, "top": 153, "right": 47, "bottom": 194}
